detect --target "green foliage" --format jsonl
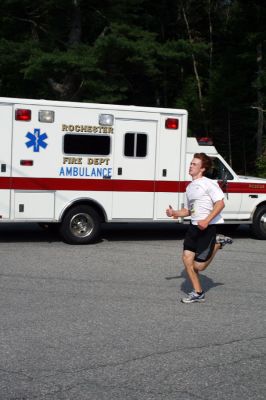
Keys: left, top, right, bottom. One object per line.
{"left": 256, "top": 154, "right": 266, "bottom": 178}
{"left": 256, "top": 136, "right": 266, "bottom": 177}
{"left": 0, "top": 0, "right": 265, "bottom": 174}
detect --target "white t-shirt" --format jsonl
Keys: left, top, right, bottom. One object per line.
{"left": 184, "top": 176, "right": 224, "bottom": 225}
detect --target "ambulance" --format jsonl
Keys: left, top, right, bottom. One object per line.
{"left": 0, "top": 97, "right": 266, "bottom": 243}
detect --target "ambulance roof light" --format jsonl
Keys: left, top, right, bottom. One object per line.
{"left": 197, "top": 137, "right": 213, "bottom": 145}
{"left": 39, "top": 110, "right": 55, "bottom": 123}
{"left": 165, "top": 118, "right": 179, "bottom": 129}
{"left": 15, "top": 109, "right": 31, "bottom": 121}
{"left": 99, "top": 114, "right": 114, "bottom": 126}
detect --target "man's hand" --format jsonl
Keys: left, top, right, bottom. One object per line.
{"left": 197, "top": 219, "right": 209, "bottom": 230}
{"left": 197, "top": 199, "right": 224, "bottom": 229}
{"left": 166, "top": 205, "right": 174, "bottom": 217}
{"left": 166, "top": 206, "right": 190, "bottom": 219}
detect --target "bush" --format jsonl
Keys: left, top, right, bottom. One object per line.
{"left": 256, "top": 154, "right": 266, "bottom": 178}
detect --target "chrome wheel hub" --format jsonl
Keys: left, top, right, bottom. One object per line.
{"left": 260, "top": 212, "right": 266, "bottom": 234}
{"left": 70, "top": 213, "right": 94, "bottom": 238}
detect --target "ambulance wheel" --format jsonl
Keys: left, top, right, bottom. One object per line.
{"left": 251, "top": 205, "right": 266, "bottom": 239}
{"left": 60, "top": 205, "right": 101, "bottom": 244}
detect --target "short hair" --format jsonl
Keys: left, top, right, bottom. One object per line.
{"left": 193, "top": 153, "right": 212, "bottom": 173}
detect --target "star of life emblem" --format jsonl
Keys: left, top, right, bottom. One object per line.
{"left": 25, "top": 128, "right": 48, "bottom": 152}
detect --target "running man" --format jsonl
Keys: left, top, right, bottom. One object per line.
{"left": 166, "top": 152, "right": 233, "bottom": 303}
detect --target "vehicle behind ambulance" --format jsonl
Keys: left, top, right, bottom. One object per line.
{"left": 0, "top": 97, "right": 265, "bottom": 243}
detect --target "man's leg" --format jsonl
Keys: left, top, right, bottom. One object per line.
{"left": 193, "top": 233, "right": 233, "bottom": 272}
{"left": 182, "top": 250, "right": 203, "bottom": 293}
{"left": 193, "top": 243, "right": 221, "bottom": 272}
{"left": 181, "top": 230, "right": 233, "bottom": 303}
{"left": 181, "top": 250, "right": 206, "bottom": 303}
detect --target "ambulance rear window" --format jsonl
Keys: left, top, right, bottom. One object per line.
{"left": 63, "top": 134, "right": 111, "bottom": 155}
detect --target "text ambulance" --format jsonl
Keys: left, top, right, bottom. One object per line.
{"left": 0, "top": 97, "right": 266, "bottom": 243}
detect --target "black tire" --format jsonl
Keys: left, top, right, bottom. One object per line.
{"left": 251, "top": 205, "right": 266, "bottom": 239}
{"left": 59, "top": 205, "right": 101, "bottom": 244}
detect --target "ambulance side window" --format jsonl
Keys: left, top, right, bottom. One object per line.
{"left": 124, "top": 133, "right": 147, "bottom": 157}
{"left": 209, "top": 158, "right": 234, "bottom": 180}
{"left": 64, "top": 134, "right": 111, "bottom": 155}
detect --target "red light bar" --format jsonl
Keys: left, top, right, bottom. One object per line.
{"left": 165, "top": 118, "right": 179, "bottom": 129}
{"left": 15, "top": 109, "right": 31, "bottom": 121}
{"left": 20, "top": 160, "right": 33, "bottom": 166}
{"left": 197, "top": 137, "right": 213, "bottom": 145}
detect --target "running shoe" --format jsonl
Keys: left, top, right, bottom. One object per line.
{"left": 216, "top": 234, "right": 233, "bottom": 248}
{"left": 181, "top": 290, "right": 205, "bottom": 304}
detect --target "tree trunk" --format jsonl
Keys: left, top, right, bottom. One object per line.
{"left": 68, "top": 0, "right": 82, "bottom": 47}
{"left": 48, "top": 0, "right": 82, "bottom": 99}
{"left": 256, "top": 42, "right": 264, "bottom": 158}
{"left": 182, "top": 6, "right": 207, "bottom": 134}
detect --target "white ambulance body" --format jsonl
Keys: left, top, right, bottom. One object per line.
{"left": 0, "top": 97, "right": 266, "bottom": 243}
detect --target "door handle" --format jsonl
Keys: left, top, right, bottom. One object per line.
{"left": 118, "top": 167, "right": 122, "bottom": 175}
{"left": 1, "top": 164, "right": 6, "bottom": 173}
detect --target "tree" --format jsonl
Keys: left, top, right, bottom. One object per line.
{"left": 0, "top": 0, "right": 265, "bottom": 174}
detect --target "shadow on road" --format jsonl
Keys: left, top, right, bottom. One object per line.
{"left": 102, "top": 222, "right": 252, "bottom": 242}
{"left": 0, "top": 223, "right": 61, "bottom": 243}
{"left": 165, "top": 269, "right": 224, "bottom": 294}
{"left": 102, "top": 222, "right": 188, "bottom": 241}
{"left": 0, "top": 222, "right": 252, "bottom": 243}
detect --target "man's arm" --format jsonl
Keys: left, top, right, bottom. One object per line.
{"left": 197, "top": 199, "right": 225, "bottom": 230}
{"left": 166, "top": 205, "right": 191, "bottom": 219}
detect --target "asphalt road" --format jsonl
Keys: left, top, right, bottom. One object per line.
{"left": 0, "top": 223, "right": 266, "bottom": 400}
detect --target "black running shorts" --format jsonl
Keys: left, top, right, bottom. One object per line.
{"left": 183, "top": 224, "right": 216, "bottom": 262}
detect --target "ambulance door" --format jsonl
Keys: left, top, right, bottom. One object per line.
{"left": 211, "top": 156, "right": 242, "bottom": 219}
{"left": 154, "top": 113, "right": 187, "bottom": 219}
{"left": 112, "top": 118, "right": 157, "bottom": 219}
{"left": 0, "top": 105, "right": 12, "bottom": 219}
